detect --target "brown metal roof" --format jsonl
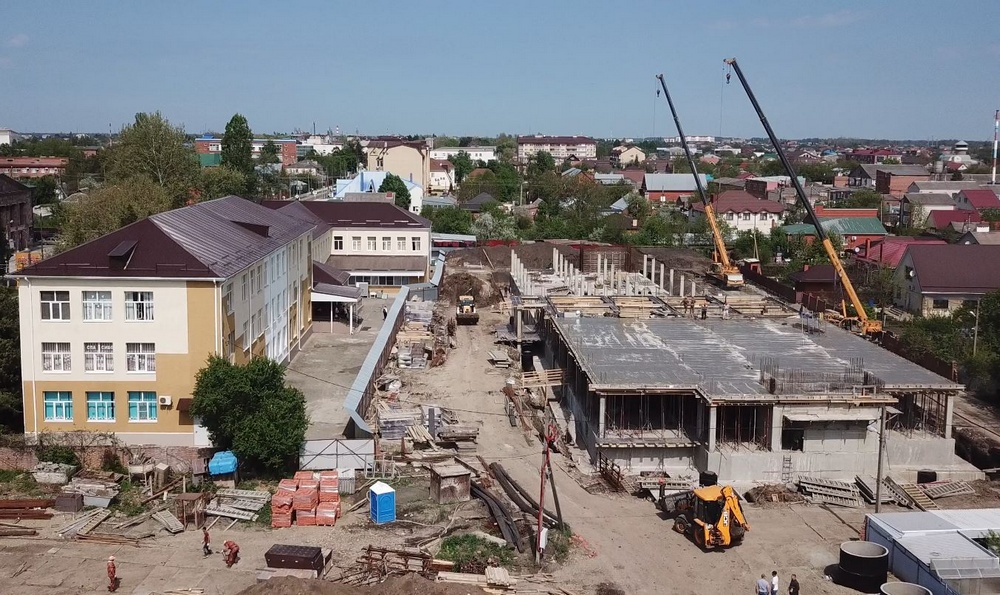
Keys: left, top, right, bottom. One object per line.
{"left": 325, "top": 254, "right": 427, "bottom": 272}
{"left": 17, "top": 196, "right": 315, "bottom": 279}
{"left": 906, "top": 244, "right": 1000, "bottom": 292}
{"left": 263, "top": 200, "right": 430, "bottom": 229}
{"left": 312, "top": 261, "right": 350, "bottom": 286}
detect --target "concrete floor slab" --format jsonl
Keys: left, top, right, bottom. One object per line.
{"left": 285, "top": 298, "right": 389, "bottom": 440}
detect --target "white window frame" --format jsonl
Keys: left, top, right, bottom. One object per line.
{"left": 40, "top": 291, "right": 71, "bottom": 321}
{"left": 124, "top": 291, "right": 154, "bottom": 321}
{"left": 242, "top": 320, "right": 249, "bottom": 350}
{"left": 127, "top": 391, "right": 158, "bottom": 422}
{"left": 397, "top": 237, "right": 406, "bottom": 251}
{"left": 43, "top": 391, "right": 73, "bottom": 422}
{"left": 84, "top": 342, "right": 114, "bottom": 372}
{"left": 382, "top": 237, "right": 391, "bottom": 251}
{"left": 411, "top": 236, "right": 421, "bottom": 251}
{"left": 86, "top": 391, "right": 115, "bottom": 422}
{"left": 367, "top": 237, "right": 377, "bottom": 251}
{"left": 256, "top": 265, "right": 263, "bottom": 292}
{"left": 41, "top": 342, "right": 71, "bottom": 372}
{"left": 223, "top": 283, "right": 233, "bottom": 314}
{"left": 82, "top": 291, "right": 112, "bottom": 321}
{"left": 352, "top": 236, "right": 361, "bottom": 251}
{"left": 241, "top": 273, "right": 248, "bottom": 301}
{"left": 125, "top": 342, "right": 156, "bottom": 373}
{"left": 334, "top": 236, "right": 344, "bottom": 251}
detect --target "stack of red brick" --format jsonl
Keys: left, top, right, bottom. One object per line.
{"left": 270, "top": 471, "right": 341, "bottom": 529}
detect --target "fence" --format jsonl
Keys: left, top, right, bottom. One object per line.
{"left": 880, "top": 332, "right": 959, "bottom": 382}
{"left": 299, "top": 438, "right": 376, "bottom": 471}
{"left": 343, "top": 286, "right": 409, "bottom": 439}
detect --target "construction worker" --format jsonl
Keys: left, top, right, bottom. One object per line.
{"left": 202, "top": 527, "right": 212, "bottom": 556}
{"left": 223, "top": 540, "right": 240, "bottom": 568}
{"left": 106, "top": 556, "right": 118, "bottom": 592}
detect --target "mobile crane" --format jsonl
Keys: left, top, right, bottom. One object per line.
{"left": 656, "top": 74, "right": 744, "bottom": 289}
{"left": 723, "top": 58, "right": 882, "bottom": 336}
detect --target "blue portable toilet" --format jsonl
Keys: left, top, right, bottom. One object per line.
{"left": 207, "top": 451, "right": 238, "bottom": 476}
{"left": 369, "top": 481, "right": 396, "bottom": 524}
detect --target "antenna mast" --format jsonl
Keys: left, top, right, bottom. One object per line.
{"left": 992, "top": 109, "right": 998, "bottom": 185}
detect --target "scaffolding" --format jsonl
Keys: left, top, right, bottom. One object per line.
{"left": 716, "top": 404, "right": 772, "bottom": 451}
{"left": 602, "top": 393, "right": 698, "bottom": 443}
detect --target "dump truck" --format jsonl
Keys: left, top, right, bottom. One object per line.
{"left": 455, "top": 295, "right": 479, "bottom": 325}
{"left": 657, "top": 483, "right": 750, "bottom": 550}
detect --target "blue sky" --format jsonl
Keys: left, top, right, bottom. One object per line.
{"left": 1, "top": 1, "right": 999, "bottom": 141}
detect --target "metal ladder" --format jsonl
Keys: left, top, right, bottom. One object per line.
{"left": 781, "top": 455, "right": 792, "bottom": 483}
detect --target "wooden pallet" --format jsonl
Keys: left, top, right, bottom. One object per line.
{"left": 920, "top": 481, "right": 976, "bottom": 500}
{"left": 77, "top": 509, "right": 112, "bottom": 536}
{"left": 899, "top": 483, "right": 939, "bottom": 511}
{"left": 521, "top": 369, "right": 564, "bottom": 388}
{"left": 216, "top": 488, "right": 271, "bottom": 502}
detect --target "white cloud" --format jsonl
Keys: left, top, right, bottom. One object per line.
{"left": 6, "top": 34, "right": 28, "bottom": 48}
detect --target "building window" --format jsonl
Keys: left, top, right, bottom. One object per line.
{"left": 126, "top": 342, "right": 156, "bottom": 372}
{"left": 397, "top": 237, "right": 406, "bottom": 251}
{"left": 124, "top": 291, "right": 154, "bottom": 321}
{"left": 252, "top": 312, "right": 260, "bottom": 338}
{"left": 241, "top": 273, "right": 248, "bottom": 300}
{"left": 256, "top": 265, "right": 263, "bottom": 292}
{"left": 411, "top": 237, "right": 421, "bottom": 251}
{"left": 742, "top": 212, "right": 752, "bottom": 220}
{"left": 382, "top": 237, "right": 391, "bottom": 251}
{"left": 725, "top": 213, "right": 734, "bottom": 220}
{"left": 82, "top": 291, "right": 112, "bottom": 321}
{"left": 759, "top": 213, "right": 769, "bottom": 221}
{"left": 224, "top": 283, "right": 233, "bottom": 314}
{"left": 40, "top": 291, "right": 70, "bottom": 320}
{"left": 932, "top": 299, "right": 950, "bottom": 310}
{"left": 43, "top": 391, "right": 73, "bottom": 421}
{"left": 86, "top": 392, "right": 115, "bottom": 422}
{"left": 41, "top": 342, "right": 72, "bottom": 372}
{"left": 127, "top": 391, "right": 158, "bottom": 422}
{"left": 367, "top": 237, "right": 377, "bottom": 251}
{"left": 352, "top": 236, "right": 361, "bottom": 251}
{"left": 334, "top": 236, "right": 343, "bottom": 251}
{"left": 242, "top": 320, "right": 249, "bottom": 349}
{"left": 84, "top": 342, "right": 114, "bottom": 372}
{"left": 263, "top": 262, "right": 268, "bottom": 286}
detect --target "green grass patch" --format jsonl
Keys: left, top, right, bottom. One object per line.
{"left": 0, "top": 471, "right": 43, "bottom": 496}
{"left": 255, "top": 503, "right": 272, "bottom": 527}
{"left": 0, "top": 470, "right": 22, "bottom": 483}
{"left": 438, "top": 534, "right": 514, "bottom": 572}
{"left": 112, "top": 481, "right": 145, "bottom": 517}
{"left": 546, "top": 526, "right": 572, "bottom": 562}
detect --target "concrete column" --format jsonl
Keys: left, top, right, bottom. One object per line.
{"left": 691, "top": 281, "right": 696, "bottom": 297}
{"left": 708, "top": 406, "right": 717, "bottom": 452}
{"left": 944, "top": 394, "right": 954, "bottom": 439}
{"left": 669, "top": 269, "right": 675, "bottom": 296}
{"left": 660, "top": 263, "right": 666, "bottom": 292}
{"left": 598, "top": 396, "right": 606, "bottom": 439}
{"left": 642, "top": 254, "right": 648, "bottom": 278}
{"left": 770, "top": 405, "right": 783, "bottom": 452}
{"left": 552, "top": 247, "right": 558, "bottom": 273}
{"left": 516, "top": 305, "right": 523, "bottom": 342}
{"left": 680, "top": 275, "right": 685, "bottom": 298}
{"left": 649, "top": 258, "right": 656, "bottom": 281}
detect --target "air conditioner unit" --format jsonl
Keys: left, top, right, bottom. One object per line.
{"left": 158, "top": 395, "right": 172, "bottom": 407}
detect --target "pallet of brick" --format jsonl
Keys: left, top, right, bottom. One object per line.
{"left": 293, "top": 487, "right": 319, "bottom": 512}
{"left": 277, "top": 479, "right": 298, "bottom": 493}
{"left": 271, "top": 491, "right": 294, "bottom": 529}
{"left": 315, "top": 502, "right": 340, "bottom": 526}
{"left": 294, "top": 471, "right": 316, "bottom": 482}
{"left": 271, "top": 510, "right": 293, "bottom": 529}
{"left": 296, "top": 507, "right": 317, "bottom": 526}
{"left": 319, "top": 482, "right": 340, "bottom": 503}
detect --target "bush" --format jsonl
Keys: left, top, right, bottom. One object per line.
{"left": 37, "top": 445, "right": 79, "bottom": 467}
{"left": 438, "top": 534, "right": 514, "bottom": 572}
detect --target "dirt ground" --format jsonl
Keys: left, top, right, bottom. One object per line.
{"left": 237, "top": 574, "right": 487, "bottom": 595}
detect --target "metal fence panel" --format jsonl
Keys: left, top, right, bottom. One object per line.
{"left": 299, "top": 438, "right": 375, "bottom": 471}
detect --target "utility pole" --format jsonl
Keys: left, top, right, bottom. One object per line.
{"left": 974, "top": 298, "right": 981, "bottom": 356}
{"left": 874, "top": 404, "right": 887, "bottom": 513}
{"left": 535, "top": 422, "right": 563, "bottom": 565}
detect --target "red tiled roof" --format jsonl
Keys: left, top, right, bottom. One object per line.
{"left": 1, "top": 157, "right": 68, "bottom": 167}
{"left": 960, "top": 189, "right": 1000, "bottom": 210}
{"left": 856, "top": 236, "right": 946, "bottom": 268}
{"left": 690, "top": 190, "right": 785, "bottom": 214}
{"left": 619, "top": 170, "right": 646, "bottom": 186}
{"left": 430, "top": 159, "right": 451, "bottom": 171}
{"left": 926, "top": 209, "right": 981, "bottom": 230}
{"left": 904, "top": 244, "right": 1000, "bottom": 292}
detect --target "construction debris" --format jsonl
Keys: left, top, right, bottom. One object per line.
{"left": 0, "top": 527, "right": 37, "bottom": 537}
{"left": 60, "top": 470, "right": 124, "bottom": 507}
{"left": 488, "top": 350, "right": 512, "bottom": 369}
{"left": 855, "top": 476, "right": 895, "bottom": 505}
{"left": 744, "top": 484, "right": 805, "bottom": 504}
{"left": 919, "top": 480, "right": 976, "bottom": 500}
{"left": 152, "top": 510, "right": 186, "bottom": 534}
{"left": 0, "top": 498, "right": 55, "bottom": 509}
{"left": 30, "top": 462, "right": 76, "bottom": 485}
{"left": 798, "top": 477, "right": 864, "bottom": 508}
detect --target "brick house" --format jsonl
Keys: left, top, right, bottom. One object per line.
{"left": 0, "top": 174, "right": 33, "bottom": 250}
{"left": 688, "top": 190, "right": 784, "bottom": 233}
{"left": 874, "top": 165, "right": 930, "bottom": 197}
{"left": 893, "top": 244, "right": 1000, "bottom": 316}
{"left": 642, "top": 173, "right": 707, "bottom": 204}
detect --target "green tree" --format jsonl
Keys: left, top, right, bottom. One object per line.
{"left": 29, "top": 176, "right": 59, "bottom": 205}
{"left": 198, "top": 167, "right": 249, "bottom": 202}
{"left": 221, "top": 113, "right": 254, "bottom": 177}
{"left": 842, "top": 188, "right": 882, "bottom": 209}
{"left": 881, "top": 157, "right": 901, "bottom": 165}
{"left": 527, "top": 151, "right": 556, "bottom": 176}
{"left": 447, "top": 151, "right": 475, "bottom": 184}
{"left": 494, "top": 134, "right": 517, "bottom": 162}
{"left": 259, "top": 140, "right": 280, "bottom": 165}
{"left": 378, "top": 173, "right": 411, "bottom": 210}
{"left": 58, "top": 177, "right": 173, "bottom": 250}
{"left": 472, "top": 202, "right": 518, "bottom": 240}
{"left": 0, "top": 287, "right": 22, "bottom": 433}
{"left": 421, "top": 205, "right": 473, "bottom": 234}
{"left": 104, "top": 112, "right": 199, "bottom": 206}
{"left": 190, "top": 356, "right": 308, "bottom": 474}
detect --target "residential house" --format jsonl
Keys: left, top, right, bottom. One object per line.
{"left": 296, "top": 135, "right": 344, "bottom": 157}
{"left": 905, "top": 180, "right": 982, "bottom": 196}
{"left": 619, "top": 170, "right": 646, "bottom": 189}
{"left": 421, "top": 195, "right": 459, "bottom": 210}
{"left": 810, "top": 205, "right": 878, "bottom": 220}
{"left": 264, "top": 200, "right": 431, "bottom": 292}
{"left": 429, "top": 146, "right": 497, "bottom": 163}
{"left": 956, "top": 188, "right": 1000, "bottom": 213}
{"left": 362, "top": 138, "right": 431, "bottom": 191}
{"left": 894, "top": 244, "right": 1000, "bottom": 316}
{"left": 0, "top": 174, "right": 33, "bottom": 250}
{"left": 428, "top": 159, "right": 455, "bottom": 195}
{"left": 699, "top": 154, "right": 721, "bottom": 166}
{"left": 847, "top": 164, "right": 879, "bottom": 188}
{"left": 461, "top": 192, "right": 498, "bottom": 215}
{"left": 900, "top": 193, "right": 956, "bottom": 227}
{"left": 194, "top": 135, "right": 298, "bottom": 167}
{"left": 333, "top": 170, "right": 424, "bottom": 214}
{"left": 516, "top": 135, "right": 597, "bottom": 163}
{"left": 788, "top": 264, "right": 838, "bottom": 297}
{"left": 782, "top": 217, "right": 888, "bottom": 252}
{"left": 593, "top": 173, "right": 625, "bottom": 186}
{"left": 285, "top": 160, "right": 324, "bottom": 177}
{"left": 610, "top": 146, "right": 646, "bottom": 168}
{"left": 957, "top": 231, "right": 1000, "bottom": 245}
{"left": 827, "top": 187, "right": 864, "bottom": 202}
{"left": 11, "top": 196, "right": 315, "bottom": 446}
{"left": 844, "top": 148, "right": 903, "bottom": 164}
{"left": 744, "top": 176, "right": 805, "bottom": 200}
{"left": 925, "top": 210, "right": 983, "bottom": 233}
{"left": 853, "top": 236, "right": 946, "bottom": 271}
{"left": 689, "top": 190, "right": 785, "bottom": 233}
{"left": 642, "top": 173, "right": 708, "bottom": 204}
{"left": 0, "top": 157, "right": 68, "bottom": 179}
{"left": 875, "top": 165, "right": 930, "bottom": 197}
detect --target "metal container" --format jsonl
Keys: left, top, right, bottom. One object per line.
{"left": 881, "top": 583, "right": 932, "bottom": 595}
{"left": 264, "top": 544, "right": 324, "bottom": 572}
{"left": 839, "top": 541, "right": 889, "bottom": 590}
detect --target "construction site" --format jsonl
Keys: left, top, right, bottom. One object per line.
{"left": 502, "top": 245, "right": 981, "bottom": 484}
